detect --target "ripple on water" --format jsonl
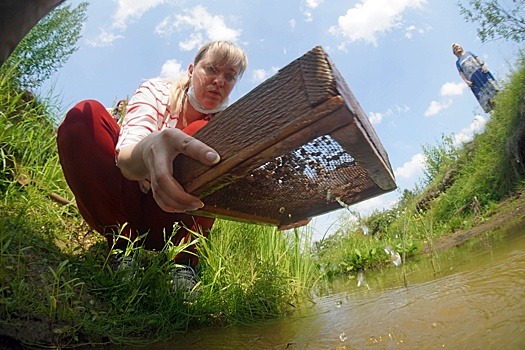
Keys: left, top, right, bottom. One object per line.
{"left": 147, "top": 230, "right": 525, "bottom": 350}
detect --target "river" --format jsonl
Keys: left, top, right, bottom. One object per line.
{"left": 151, "top": 227, "right": 525, "bottom": 349}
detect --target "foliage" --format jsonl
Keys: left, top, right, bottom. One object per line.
{"left": 0, "top": 2, "right": 88, "bottom": 90}
{"left": 458, "top": 0, "right": 525, "bottom": 43}
{"left": 0, "top": 69, "right": 69, "bottom": 205}
{"left": 315, "top": 54, "right": 525, "bottom": 279}
{"left": 314, "top": 214, "right": 418, "bottom": 278}
{"left": 431, "top": 55, "right": 525, "bottom": 222}
{"left": 421, "top": 135, "right": 459, "bottom": 186}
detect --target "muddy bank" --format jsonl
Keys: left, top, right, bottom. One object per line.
{"left": 423, "top": 189, "right": 525, "bottom": 254}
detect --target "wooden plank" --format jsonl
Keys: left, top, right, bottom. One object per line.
{"left": 326, "top": 55, "right": 396, "bottom": 190}
{"left": 188, "top": 96, "right": 346, "bottom": 196}
{"left": 331, "top": 119, "right": 396, "bottom": 191}
{"left": 173, "top": 46, "right": 338, "bottom": 189}
{"left": 193, "top": 205, "right": 281, "bottom": 226}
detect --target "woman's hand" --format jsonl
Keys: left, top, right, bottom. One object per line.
{"left": 117, "top": 129, "right": 220, "bottom": 213}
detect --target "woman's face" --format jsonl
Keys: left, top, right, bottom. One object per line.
{"left": 189, "top": 52, "right": 238, "bottom": 110}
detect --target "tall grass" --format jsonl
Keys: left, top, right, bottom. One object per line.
{"left": 197, "top": 221, "right": 318, "bottom": 323}
{"left": 429, "top": 55, "right": 525, "bottom": 227}
{"left": 315, "top": 54, "right": 525, "bottom": 279}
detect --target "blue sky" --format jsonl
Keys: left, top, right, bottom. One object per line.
{"left": 43, "top": 0, "right": 519, "bottom": 241}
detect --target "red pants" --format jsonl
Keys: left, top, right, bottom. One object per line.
{"left": 56, "top": 100, "right": 214, "bottom": 267}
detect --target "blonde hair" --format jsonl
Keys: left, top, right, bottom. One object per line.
{"left": 169, "top": 41, "right": 248, "bottom": 115}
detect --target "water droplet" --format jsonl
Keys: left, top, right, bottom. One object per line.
{"left": 384, "top": 246, "right": 402, "bottom": 266}
{"left": 357, "top": 270, "right": 365, "bottom": 287}
{"left": 391, "top": 251, "right": 402, "bottom": 266}
{"left": 339, "top": 332, "right": 347, "bottom": 342}
{"left": 335, "top": 197, "right": 348, "bottom": 209}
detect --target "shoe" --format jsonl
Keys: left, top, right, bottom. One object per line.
{"left": 108, "top": 252, "right": 134, "bottom": 271}
{"left": 170, "top": 265, "right": 201, "bottom": 300}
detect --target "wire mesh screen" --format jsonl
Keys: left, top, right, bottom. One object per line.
{"left": 203, "top": 134, "right": 376, "bottom": 225}
{"left": 175, "top": 46, "right": 396, "bottom": 226}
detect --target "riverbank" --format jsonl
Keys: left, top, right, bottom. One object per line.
{"left": 2, "top": 44, "right": 524, "bottom": 350}
{"left": 424, "top": 188, "right": 525, "bottom": 254}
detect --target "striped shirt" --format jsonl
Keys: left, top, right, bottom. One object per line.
{"left": 115, "top": 78, "right": 179, "bottom": 193}
{"left": 116, "top": 77, "right": 178, "bottom": 151}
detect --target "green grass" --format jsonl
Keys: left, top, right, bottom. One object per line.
{"left": 198, "top": 221, "right": 318, "bottom": 322}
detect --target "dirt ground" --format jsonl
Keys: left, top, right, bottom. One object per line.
{"left": 423, "top": 189, "right": 525, "bottom": 254}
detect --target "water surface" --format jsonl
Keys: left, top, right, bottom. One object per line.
{"left": 153, "top": 228, "right": 525, "bottom": 349}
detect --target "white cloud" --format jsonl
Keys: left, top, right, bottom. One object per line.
{"left": 404, "top": 25, "right": 417, "bottom": 39}
{"left": 290, "top": 19, "right": 297, "bottom": 30}
{"left": 353, "top": 194, "right": 393, "bottom": 213}
{"left": 86, "top": 28, "right": 123, "bottom": 48}
{"left": 305, "top": 0, "right": 324, "bottom": 9}
{"left": 159, "top": 59, "right": 186, "bottom": 80}
{"left": 368, "top": 112, "right": 383, "bottom": 125}
{"left": 404, "top": 23, "right": 431, "bottom": 39}
{"left": 155, "top": 5, "right": 242, "bottom": 50}
{"left": 251, "top": 67, "right": 279, "bottom": 83}
{"left": 440, "top": 81, "right": 466, "bottom": 96}
{"left": 87, "top": 0, "right": 166, "bottom": 47}
{"left": 422, "top": 81, "right": 464, "bottom": 116}
{"left": 302, "top": 0, "right": 324, "bottom": 22}
{"left": 252, "top": 69, "right": 268, "bottom": 82}
{"left": 452, "top": 115, "right": 486, "bottom": 146}
{"left": 303, "top": 10, "right": 314, "bottom": 23}
{"left": 112, "top": 0, "right": 167, "bottom": 30}
{"left": 424, "top": 99, "right": 452, "bottom": 117}
{"left": 395, "top": 153, "right": 425, "bottom": 179}
{"left": 179, "top": 33, "right": 204, "bottom": 52}
{"left": 329, "top": 0, "right": 427, "bottom": 47}
{"left": 154, "top": 16, "right": 173, "bottom": 37}
{"left": 395, "top": 104, "right": 411, "bottom": 114}
{"left": 368, "top": 104, "right": 409, "bottom": 125}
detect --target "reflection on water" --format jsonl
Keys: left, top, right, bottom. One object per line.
{"left": 152, "top": 228, "right": 525, "bottom": 349}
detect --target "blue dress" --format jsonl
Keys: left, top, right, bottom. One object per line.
{"left": 456, "top": 51, "right": 499, "bottom": 112}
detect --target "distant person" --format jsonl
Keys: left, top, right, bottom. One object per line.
{"left": 57, "top": 41, "right": 249, "bottom": 295}
{"left": 111, "top": 99, "right": 126, "bottom": 124}
{"left": 452, "top": 43, "right": 499, "bottom": 112}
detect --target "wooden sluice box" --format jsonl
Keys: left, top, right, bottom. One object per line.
{"left": 173, "top": 46, "right": 397, "bottom": 227}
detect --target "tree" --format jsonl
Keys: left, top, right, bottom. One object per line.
{"left": 458, "top": 0, "right": 525, "bottom": 44}
{"left": 0, "top": 2, "right": 88, "bottom": 90}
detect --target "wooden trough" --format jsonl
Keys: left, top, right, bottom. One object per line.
{"left": 173, "top": 46, "right": 397, "bottom": 227}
